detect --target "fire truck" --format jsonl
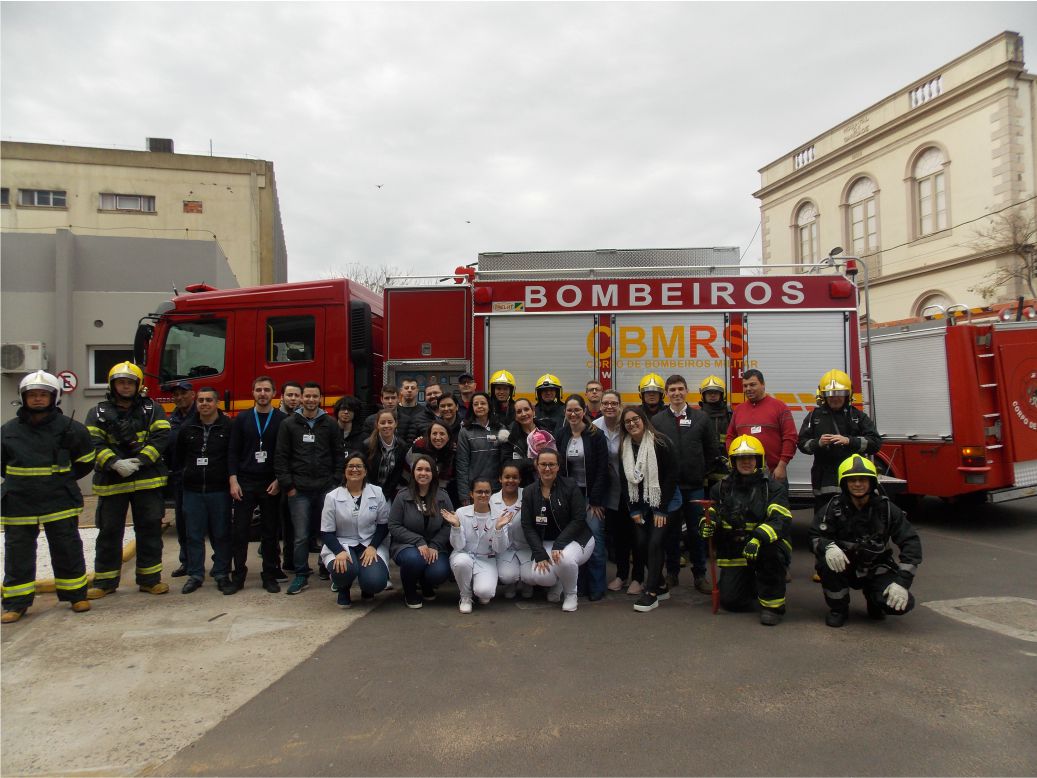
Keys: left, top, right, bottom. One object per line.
{"left": 133, "top": 279, "right": 383, "bottom": 413}
{"left": 869, "top": 307, "right": 1037, "bottom": 504}
{"left": 383, "top": 247, "right": 865, "bottom": 500}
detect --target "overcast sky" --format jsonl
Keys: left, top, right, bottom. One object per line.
{"left": 3, "top": 1, "right": 1036, "bottom": 282}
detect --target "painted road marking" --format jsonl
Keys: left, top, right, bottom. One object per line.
{"left": 923, "top": 597, "right": 1037, "bottom": 642}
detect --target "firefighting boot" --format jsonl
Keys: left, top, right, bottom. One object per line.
{"left": 1, "top": 608, "right": 27, "bottom": 623}
{"left": 86, "top": 587, "right": 112, "bottom": 600}
{"left": 71, "top": 601, "right": 91, "bottom": 614}
{"left": 138, "top": 582, "right": 170, "bottom": 595}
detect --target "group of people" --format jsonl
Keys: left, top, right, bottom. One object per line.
{"left": 1, "top": 364, "right": 921, "bottom": 629}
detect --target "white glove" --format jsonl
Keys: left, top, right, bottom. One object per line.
{"left": 884, "top": 582, "right": 909, "bottom": 612}
{"left": 824, "top": 543, "right": 849, "bottom": 573}
{"left": 111, "top": 458, "right": 141, "bottom": 478}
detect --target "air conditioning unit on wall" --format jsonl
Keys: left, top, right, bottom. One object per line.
{"left": 1, "top": 342, "right": 47, "bottom": 373}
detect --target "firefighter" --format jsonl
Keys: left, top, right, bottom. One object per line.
{"left": 810, "top": 455, "right": 922, "bottom": 627}
{"left": 637, "top": 373, "right": 666, "bottom": 417}
{"left": 85, "top": 362, "right": 172, "bottom": 599}
{"left": 1, "top": 371, "right": 95, "bottom": 622}
{"left": 489, "top": 369, "right": 517, "bottom": 426}
{"left": 698, "top": 435, "right": 793, "bottom": 625}
{"left": 698, "top": 375, "right": 732, "bottom": 487}
{"left": 533, "top": 373, "right": 565, "bottom": 432}
{"left": 797, "top": 369, "right": 881, "bottom": 514}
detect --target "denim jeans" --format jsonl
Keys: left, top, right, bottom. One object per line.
{"left": 329, "top": 546, "right": 389, "bottom": 597}
{"left": 287, "top": 490, "right": 325, "bottom": 578}
{"left": 393, "top": 545, "right": 451, "bottom": 600}
{"left": 182, "top": 489, "right": 232, "bottom": 581}
{"left": 584, "top": 510, "right": 608, "bottom": 596}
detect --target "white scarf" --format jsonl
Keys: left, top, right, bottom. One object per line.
{"left": 622, "top": 430, "right": 661, "bottom": 509}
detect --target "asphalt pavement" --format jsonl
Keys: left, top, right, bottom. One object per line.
{"left": 144, "top": 497, "right": 1037, "bottom": 777}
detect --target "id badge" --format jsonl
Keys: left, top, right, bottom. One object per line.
{"left": 255, "top": 450, "right": 268, "bottom": 463}
{"left": 302, "top": 433, "right": 316, "bottom": 443}
{"left": 750, "top": 425, "right": 762, "bottom": 434}
{"left": 679, "top": 418, "right": 691, "bottom": 427}
{"left": 536, "top": 507, "right": 548, "bottom": 526}
{"left": 513, "top": 452, "right": 522, "bottom": 459}
{"left": 196, "top": 457, "right": 209, "bottom": 466}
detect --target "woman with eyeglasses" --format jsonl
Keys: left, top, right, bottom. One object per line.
{"left": 388, "top": 453, "right": 454, "bottom": 608}
{"left": 406, "top": 420, "right": 458, "bottom": 507}
{"left": 500, "top": 397, "right": 554, "bottom": 487}
{"left": 455, "top": 391, "right": 506, "bottom": 505}
{"left": 555, "top": 394, "right": 610, "bottom": 601}
{"left": 492, "top": 462, "right": 532, "bottom": 599}
{"left": 593, "top": 390, "right": 642, "bottom": 596}
{"left": 619, "top": 405, "right": 678, "bottom": 613}
{"left": 366, "top": 410, "right": 407, "bottom": 501}
{"left": 520, "top": 448, "right": 594, "bottom": 612}
{"left": 319, "top": 453, "right": 390, "bottom": 608}
{"left": 441, "top": 478, "right": 510, "bottom": 613}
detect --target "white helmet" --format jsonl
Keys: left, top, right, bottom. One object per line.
{"left": 19, "top": 370, "right": 62, "bottom": 406}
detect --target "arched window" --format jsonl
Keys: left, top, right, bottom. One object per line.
{"left": 914, "top": 290, "right": 952, "bottom": 317}
{"left": 846, "top": 177, "right": 879, "bottom": 255}
{"left": 796, "top": 202, "right": 819, "bottom": 265}
{"left": 914, "top": 147, "right": 948, "bottom": 236}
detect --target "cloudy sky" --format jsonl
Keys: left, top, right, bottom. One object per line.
{"left": 3, "top": 1, "right": 1036, "bottom": 282}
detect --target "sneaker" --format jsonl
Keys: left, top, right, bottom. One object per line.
{"left": 626, "top": 580, "right": 644, "bottom": 596}
{"left": 518, "top": 582, "right": 534, "bottom": 599}
{"left": 502, "top": 583, "right": 517, "bottom": 600}
{"left": 546, "top": 582, "right": 563, "bottom": 603}
{"left": 71, "top": 601, "right": 91, "bottom": 613}
{"left": 337, "top": 589, "right": 353, "bottom": 609}
{"left": 693, "top": 576, "right": 712, "bottom": 595}
{"left": 139, "top": 582, "right": 170, "bottom": 595}
{"left": 405, "top": 596, "right": 423, "bottom": 609}
{"left": 825, "top": 610, "right": 848, "bottom": 628}
{"left": 86, "top": 587, "right": 111, "bottom": 600}
{"left": 286, "top": 575, "right": 309, "bottom": 595}
{"left": 384, "top": 580, "right": 395, "bottom": 591}
{"left": 273, "top": 568, "right": 289, "bottom": 581}
{"left": 263, "top": 580, "right": 281, "bottom": 594}
{"left": 1, "top": 609, "right": 27, "bottom": 623}
{"left": 633, "top": 593, "right": 658, "bottom": 612}
{"left": 330, "top": 581, "right": 339, "bottom": 592}
{"left": 562, "top": 594, "right": 578, "bottom": 612}
{"left": 665, "top": 573, "right": 679, "bottom": 589}
{"left": 459, "top": 598, "right": 473, "bottom": 614}
{"left": 478, "top": 597, "right": 491, "bottom": 606}
{"left": 318, "top": 565, "right": 330, "bottom": 581}
{"left": 607, "top": 577, "right": 626, "bottom": 592}
{"left": 421, "top": 588, "right": 437, "bottom": 602}
{"left": 656, "top": 585, "right": 671, "bottom": 601}
{"left": 760, "top": 610, "right": 783, "bottom": 626}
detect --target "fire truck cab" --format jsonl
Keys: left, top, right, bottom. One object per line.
{"left": 384, "top": 247, "right": 865, "bottom": 500}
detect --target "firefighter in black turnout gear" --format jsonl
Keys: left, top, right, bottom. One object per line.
{"left": 698, "top": 374, "right": 732, "bottom": 487}
{"left": 2, "top": 371, "right": 96, "bottom": 622}
{"left": 85, "top": 362, "right": 172, "bottom": 598}
{"left": 811, "top": 455, "right": 922, "bottom": 627}
{"left": 699, "top": 435, "right": 793, "bottom": 626}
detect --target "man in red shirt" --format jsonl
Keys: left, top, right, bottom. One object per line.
{"left": 726, "top": 370, "right": 797, "bottom": 483}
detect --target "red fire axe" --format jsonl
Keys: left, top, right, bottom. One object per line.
{"left": 692, "top": 499, "right": 719, "bottom": 614}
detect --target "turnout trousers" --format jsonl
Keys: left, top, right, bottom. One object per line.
{"left": 819, "top": 565, "right": 915, "bottom": 616}
{"left": 718, "top": 540, "right": 789, "bottom": 615}
{"left": 3, "top": 516, "right": 88, "bottom": 610}
{"left": 92, "top": 488, "right": 165, "bottom": 591}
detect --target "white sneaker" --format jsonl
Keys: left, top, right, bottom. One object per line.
{"left": 478, "top": 597, "right": 491, "bottom": 606}
{"left": 519, "top": 582, "right": 534, "bottom": 599}
{"left": 562, "top": 594, "right": 578, "bottom": 612}
{"left": 546, "top": 582, "right": 563, "bottom": 603}
{"left": 502, "top": 583, "right": 517, "bottom": 599}
{"left": 627, "top": 580, "right": 643, "bottom": 596}
{"left": 459, "top": 598, "right": 473, "bottom": 614}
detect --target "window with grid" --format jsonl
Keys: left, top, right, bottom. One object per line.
{"left": 18, "top": 189, "right": 66, "bottom": 207}
{"left": 796, "top": 202, "right": 819, "bottom": 265}
{"left": 914, "top": 148, "right": 948, "bottom": 236}
{"left": 99, "top": 193, "right": 156, "bottom": 212}
{"left": 847, "top": 177, "right": 879, "bottom": 255}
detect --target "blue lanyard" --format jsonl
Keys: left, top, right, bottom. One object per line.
{"left": 254, "top": 409, "right": 273, "bottom": 449}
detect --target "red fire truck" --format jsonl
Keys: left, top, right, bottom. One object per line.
{"left": 869, "top": 309, "right": 1037, "bottom": 504}
{"left": 383, "top": 247, "right": 865, "bottom": 499}
{"left": 134, "top": 279, "right": 383, "bottom": 413}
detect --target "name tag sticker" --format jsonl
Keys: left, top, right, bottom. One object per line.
{"left": 254, "top": 450, "right": 268, "bottom": 463}
{"left": 679, "top": 418, "right": 691, "bottom": 427}
{"left": 196, "top": 457, "right": 209, "bottom": 466}
{"left": 302, "top": 433, "right": 316, "bottom": 443}
{"left": 750, "top": 425, "right": 762, "bottom": 434}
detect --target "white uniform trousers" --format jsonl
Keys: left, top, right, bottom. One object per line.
{"left": 450, "top": 552, "right": 499, "bottom": 602}
{"left": 521, "top": 538, "right": 595, "bottom": 596}
{"left": 496, "top": 548, "right": 532, "bottom": 586}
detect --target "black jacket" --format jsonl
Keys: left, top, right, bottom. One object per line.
{"left": 652, "top": 405, "right": 718, "bottom": 488}
{"left": 228, "top": 407, "right": 286, "bottom": 483}
{"left": 274, "top": 410, "right": 344, "bottom": 493}
{"left": 176, "top": 411, "right": 233, "bottom": 493}
{"left": 555, "top": 423, "right": 610, "bottom": 509}
{"left": 388, "top": 487, "right": 454, "bottom": 556}
{"left": 797, "top": 405, "right": 882, "bottom": 493}
{"left": 535, "top": 401, "right": 565, "bottom": 435}
{"left": 366, "top": 436, "right": 408, "bottom": 501}
{"left": 520, "top": 476, "right": 591, "bottom": 562}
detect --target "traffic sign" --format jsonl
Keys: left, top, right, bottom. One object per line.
{"left": 57, "top": 370, "right": 79, "bottom": 393}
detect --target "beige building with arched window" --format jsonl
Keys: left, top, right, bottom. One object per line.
{"left": 754, "top": 31, "right": 1037, "bottom": 324}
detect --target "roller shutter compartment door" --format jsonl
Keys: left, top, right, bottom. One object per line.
{"left": 485, "top": 314, "right": 596, "bottom": 401}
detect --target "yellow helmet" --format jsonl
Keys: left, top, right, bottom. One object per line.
{"left": 699, "top": 375, "right": 726, "bottom": 396}
{"left": 837, "top": 454, "right": 878, "bottom": 484}
{"left": 534, "top": 373, "right": 562, "bottom": 399}
{"left": 490, "top": 369, "right": 516, "bottom": 390}
{"left": 728, "top": 434, "right": 765, "bottom": 459}
{"left": 638, "top": 373, "right": 665, "bottom": 396}
{"left": 108, "top": 361, "right": 143, "bottom": 385}
{"left": 818, "top": 369, "right": 852, "bottom": 398}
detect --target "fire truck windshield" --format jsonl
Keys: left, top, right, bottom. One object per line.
{"left": 159, "top": 319, "right": 227, "bottom": 382}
